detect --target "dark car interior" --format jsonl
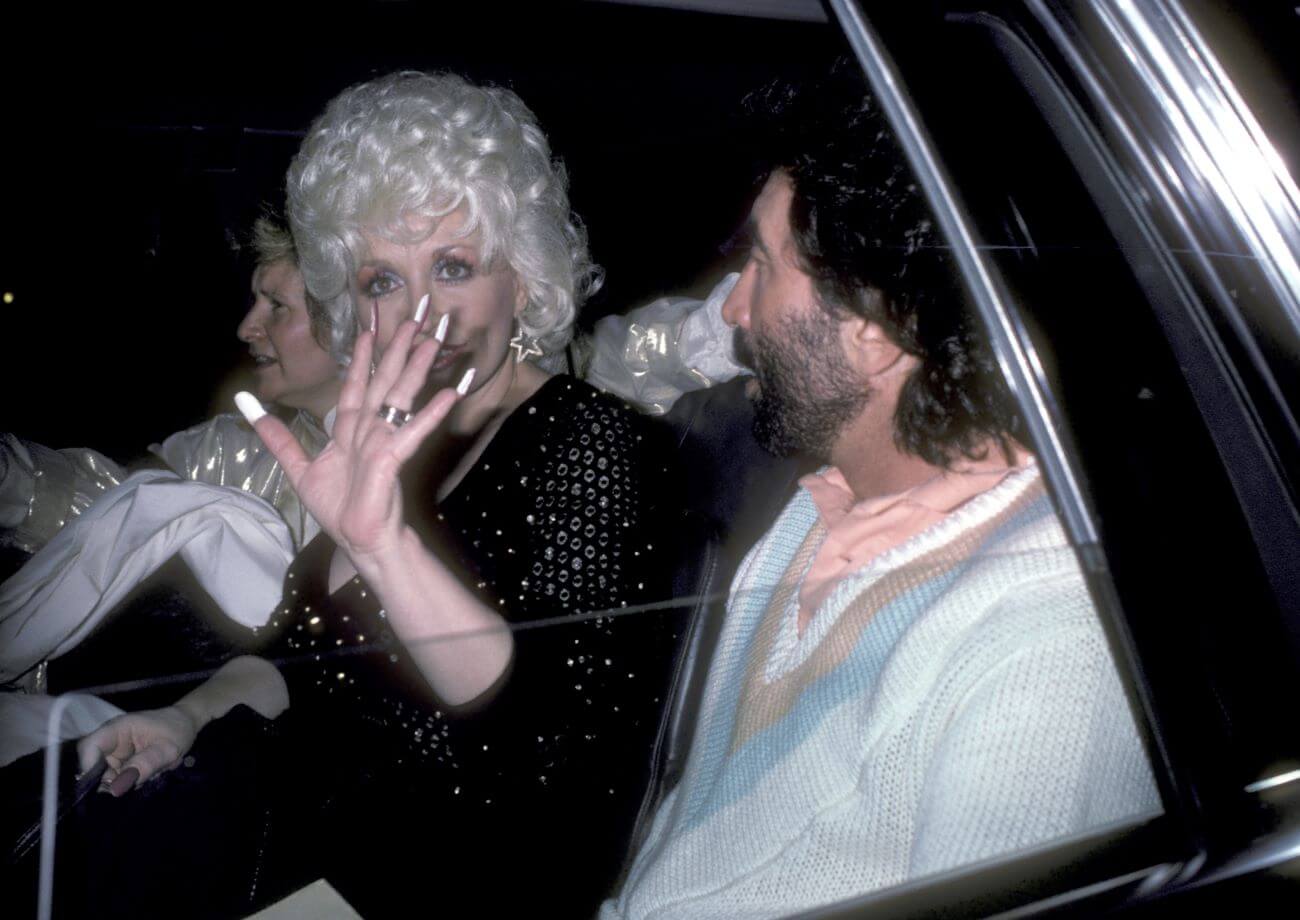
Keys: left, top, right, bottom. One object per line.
{"left": 4, "top": 1, "right": 1300, "bottom": 917}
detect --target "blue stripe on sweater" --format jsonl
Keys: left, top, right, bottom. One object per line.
{"left": 681, "top": 489, "right": 1054, "bottom": 826}
{"left": 677, "top": 492, "right": 821, "bottom": 816}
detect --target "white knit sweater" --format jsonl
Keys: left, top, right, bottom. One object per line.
{"left": 604, "top": 465, "right": 1159, "bottom": 919}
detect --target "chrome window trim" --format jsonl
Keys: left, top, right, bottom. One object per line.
{"left": 1073, "top": 0, "right": 1300, "bottom": 495}
{"left": 1098, "top": 0, "right": 1300, "bottom": 335}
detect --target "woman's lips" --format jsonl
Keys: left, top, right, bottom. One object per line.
{"left": 431, "top": 344, "right": 462, "bottom": 371}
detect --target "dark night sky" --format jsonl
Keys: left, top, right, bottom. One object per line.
{"left": 0, "top": 2, "right": 841, "bottom": 461}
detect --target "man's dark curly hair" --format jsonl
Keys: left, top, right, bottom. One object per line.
{"left": 743, "top": 63, "right": 1023, "bottom": 469}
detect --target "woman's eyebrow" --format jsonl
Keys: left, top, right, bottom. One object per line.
{"left": 430, "top": 241, "right": 477, "bottom": 258}
{"left": 359, "top": 243, "right": 476, "bottom": 269}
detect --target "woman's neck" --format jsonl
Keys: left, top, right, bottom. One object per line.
{"left": 434, "top": 359, "right": 551, "bottom": 502}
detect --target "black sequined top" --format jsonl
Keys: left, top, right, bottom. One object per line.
{"left": 259, "top": 376, "right": 685, "bottom": 912}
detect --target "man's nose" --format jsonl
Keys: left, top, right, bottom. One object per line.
{"left": 720, "top": 268, "right": 751, "bottom": 329}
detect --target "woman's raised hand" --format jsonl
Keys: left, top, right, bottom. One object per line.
{"left": 237, "top": 297, "right": 472, "bottom": 564}
{"left": 239, "top": 301, "right": 509, "bottom": 705}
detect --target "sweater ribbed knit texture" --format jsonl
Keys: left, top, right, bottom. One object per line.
{"left": 604, "top": 465, "right": 1159, "bottom": 919}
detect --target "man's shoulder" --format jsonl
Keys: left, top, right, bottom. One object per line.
{"left": 892, "top": 471, "right": 1099, "bottom": 676}
{"left": 916, "top": 463, "right": 1065, "bottom": 563}
{"left": 818, "top": 465, "right": 1082, "bottom": 636}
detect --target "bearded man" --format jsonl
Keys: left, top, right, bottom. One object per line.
{"left": 604, "top": 73, "right": 1160, "bottom": 920}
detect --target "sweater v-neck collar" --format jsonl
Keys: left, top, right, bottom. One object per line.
{"left": 760, "top": 463, "right": 1043, "bottom": 683}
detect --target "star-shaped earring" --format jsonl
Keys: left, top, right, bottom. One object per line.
{"left": 509, "top": 330, "right": 543, "bottom": 363}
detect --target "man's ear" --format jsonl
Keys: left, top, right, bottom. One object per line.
{"left": 840, "top": 314, "right": 912, "bottom": 380}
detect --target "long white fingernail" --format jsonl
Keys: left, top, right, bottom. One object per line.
{"left": 456, "top": 368, "right": 476, "bottom": 396}
{"left": 370, "top": 302, "right": 377, "bottom": 333}
{"left": 414, "top": 293, "right": 430, "bottom": 325}
{"left": 434, "top": 313, "right": 449, "bottom": 343}
{"left": 234, "top": 391, "right": 266, "bottom": 423}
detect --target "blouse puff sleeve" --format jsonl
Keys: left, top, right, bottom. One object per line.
{"left": 0, "top": 410, "right": 329, "bottom": 555}
{"left": 0, "top": 434, "right": 126, "bottom": 555}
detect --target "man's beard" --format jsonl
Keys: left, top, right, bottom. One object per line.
{"left": 735, "top": 308, "right": 871, "bottom": 459}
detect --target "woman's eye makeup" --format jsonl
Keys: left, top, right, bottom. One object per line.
{"left": 358, "top": 253, "right": 473, "bottom": 298}
{"left": 362, "top": 271, "right": 403, "bottom": 297}
{"left": 434, "top": 256, "right": 473, "bottom": 283}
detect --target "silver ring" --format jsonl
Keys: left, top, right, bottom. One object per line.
{"left": 377, "top": 404, "right": 413, "bottom": 427}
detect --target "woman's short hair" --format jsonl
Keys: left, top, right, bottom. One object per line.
{"left": 249, "top": 215, "right": 333, "bottom": 352}
{"left": 250, "top": 216, "right": 297, "bottom": 268}
{"left": 287, "top": 71, "right": 600, "bottom": 363}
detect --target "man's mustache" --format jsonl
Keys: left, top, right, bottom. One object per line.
{"left": 732, "top": 329, "right": 757, "bottom": 371}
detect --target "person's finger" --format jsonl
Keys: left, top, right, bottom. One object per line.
{"left": 391, "top": 373, "right": 469, "bottom": 464}
{"left": 77, "top": 720, "right": 134, "bottom": 775}
{"left": 120, "top": 740, "right": 180, "bottom": 788}
{"left": 382, "top": 335, "right": 442, "bottom": 419}
{"left": 79, "top": 721, "right": 134, "bottom": 792}
{"left": 235, "top": 393, "right": 314, "bottom": 489}
{"left": 76, "top": 732, "right": 103, "bottom": 774}
{"left": 365, "top": 319, "right": 423, "bottom": 418}
{"left": 108, "top": 766, "right": 140, "bottom": 798}
{"left": 336, "top": 329, "right": 376, "bottom": 416}
{"left": 77, "top": 726, "right": 116, "bottom": 774}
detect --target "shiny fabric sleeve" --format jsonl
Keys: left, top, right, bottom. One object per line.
{"left": 149, "top": 411, "right": 328, "bottom": 549}
{"left": 1, "top": 411, "right": 328, "bottom": 555}
{"left": 583, "top": 273, "right": 744, "bottom": 415}
{"left": 0, "top": 434, "right": 126, "bottom": 554}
